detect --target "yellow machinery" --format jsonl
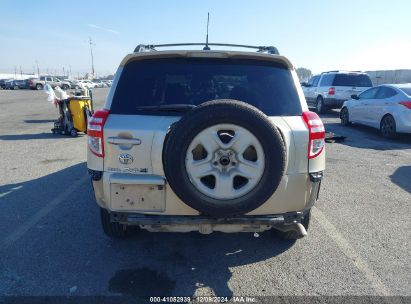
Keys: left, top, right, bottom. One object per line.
{"left": 52, "top": 90, "right": 94, "bottom": 137}
{"left": 68, "top": 97, "right": 92, "bottom": 133}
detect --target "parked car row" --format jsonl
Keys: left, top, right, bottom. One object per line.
{"left": 0, "top": 79, "right": 31, "bottom": 90}
{"left": 29, "top": 76, "right": 71, "bottom": 90}
{"left": 302, "top": 71, "right": 411, "bottom": 138}
{"left": 0, "top": 77, "right": 112, "bottom": 90}
{"left": 72, "top": 79, "right": 112, "bottom": 89}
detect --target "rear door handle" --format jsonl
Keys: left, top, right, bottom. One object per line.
{"left": 107, "top": 137, "right": 141, "bottom": 145}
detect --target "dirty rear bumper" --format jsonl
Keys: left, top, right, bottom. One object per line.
{"left": 110, "top": 211, "right": 304, "bottom": 225}
{"left": 109, "top": 169, "right": 324, "bottom": 226}
{"left": 97, "top": 171, "right": 323, "bottom": 234}
{"left": 111, "top": 211, "right": 306, "bottom": 234}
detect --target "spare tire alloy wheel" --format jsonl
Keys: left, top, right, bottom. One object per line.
{"left": 163, "top": 100, "right": 286, "bottom": 217}
{"left": 186, "top": 124, "right": 265, "bottom": 200}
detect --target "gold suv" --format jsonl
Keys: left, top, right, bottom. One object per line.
{"left": 87, "top": 43, "right": 325, "bottom": 239}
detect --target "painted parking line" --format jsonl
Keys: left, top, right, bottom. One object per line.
{"left": 312, "top": 206, "right": 392, "bottom": 296}
{"left": 0, "top": 174, "right": 88, "bottom": 252}
{"left": 0, "top": 185, "right": 23, "bottom": 198}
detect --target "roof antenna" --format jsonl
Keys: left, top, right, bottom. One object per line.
{"left": 203, "top": 12, "right": 211, "bottom": 50}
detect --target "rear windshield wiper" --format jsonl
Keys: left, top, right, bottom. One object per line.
{"left": 136, "top": 104, "right": 197, "bottom": 112}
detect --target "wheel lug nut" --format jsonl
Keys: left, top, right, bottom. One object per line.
{"left": 213, "top": 161, "right": 218, "bottom": 165}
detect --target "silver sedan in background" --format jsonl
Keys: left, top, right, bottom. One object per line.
{"left": 340, "top": 84, "right": 411, "bottom": 138}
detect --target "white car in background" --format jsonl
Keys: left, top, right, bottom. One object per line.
{"left": 75, "top": 80, "right": 97, "bottom": 89}
{"left": 340, "top": 84, "right": 411, "bottom": 138}
{"left": 92, "top": 80, "right": 108, "bottom": 88}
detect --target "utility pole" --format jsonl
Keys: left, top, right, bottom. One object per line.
{"left": 88, "top": 37, "right": 96, "bottom": 78}
{"left": 20, "top": 66, "right": 23, "bottom": 77}
{"left": 69, "top": 65, "right": 72, "bottom": 79}
{"left": 63, "top": 66, "right": 65, "bottom": 76}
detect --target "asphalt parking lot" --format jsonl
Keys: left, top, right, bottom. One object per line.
{"left": 0, "top": 88, "right": 410, "bottom": 302}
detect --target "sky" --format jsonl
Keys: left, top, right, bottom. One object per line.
{"left": 1, "top": 0, "right": 410, "bottom": 77}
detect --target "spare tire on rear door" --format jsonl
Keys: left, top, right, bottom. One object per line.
{"left": 163, "top": 99, "right": 286, "bottom": 217}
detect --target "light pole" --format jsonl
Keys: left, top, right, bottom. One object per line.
{"left": 35, "top": 60, "right": 40, "bottom": 77}
{"left": 89, "top": 37, "right": 96, "bottom": 78}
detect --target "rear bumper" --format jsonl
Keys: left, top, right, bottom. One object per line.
{"left": 90, "top": 169, "right": 322, "bottom": 233}
{"left": 111, "top": 212, "right": 304, "bottom": 234}
{"left": 89, "top": 170, "right": 323, "bottom": 224}
{"left": 323, "top": 97, "right": 347, "bottom": 108}
{"left": 394, "top": 111, "right": 411, "bottom": 133}
{"left": 90, "top": 171, "right": 322, "bottom": 215}
{"left": 111, "top": 212, "right": 302, "bottom": 225}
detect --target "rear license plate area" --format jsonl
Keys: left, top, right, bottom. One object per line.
{"left": 110, "top": 184, "right": 165, "bottom": 212}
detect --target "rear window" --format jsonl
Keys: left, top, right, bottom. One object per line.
{"left": 111, "top": 58, "right": 302, "bottom": 116}
{"left": 319, "top": 74, "right": 334, "bottom": 87}
{"left": 332, "top": 74, "right": 372, "bottom": 87}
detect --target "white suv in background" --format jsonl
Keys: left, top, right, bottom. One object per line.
{"left": 302, "top": 71, "right": 373, "bottom": 113}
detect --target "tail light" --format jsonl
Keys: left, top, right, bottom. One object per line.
{"left": 87, "top": 109, "right": 110, "bottom": 157}
{"left": 328, "top": 87, "right": 335, "bottom": 96}
{"left": 399, "top": 101, "right": 411, "bottom": 109}
{"left": 302, "top": 111, "right": 325, "bottom": 159}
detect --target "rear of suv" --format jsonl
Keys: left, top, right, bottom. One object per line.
{"left": 303, "top": 71, "right": 373, "bottom": 113}
{"left": 87, "top": 43, "right": 325, "bottom": 240}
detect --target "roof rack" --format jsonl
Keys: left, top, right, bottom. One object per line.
{"left": 321, "top": 70, "right": 340, "bottom": 74}
{"left": 322, "top": 70, "right": 363, "bottom": 74}
{"left": 134, "top": 43, "right": 279, "bottom": 55}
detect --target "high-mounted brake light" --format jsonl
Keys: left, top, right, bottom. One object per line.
{"left": 302, "top": 111, "right": 325, "bottom": 159}
{"left": 87, "top": 109, "right": 110, "bottom": 157}
{"left": 399, "top": 101, "right": 411, "bottom": 109}
{"left": 328, "top": 87, "right": 335, "bottom": 96}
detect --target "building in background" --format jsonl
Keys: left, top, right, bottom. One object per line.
{"left": 366, "top": 69, "right": 411, "bottom": 85}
